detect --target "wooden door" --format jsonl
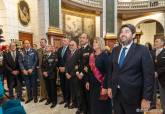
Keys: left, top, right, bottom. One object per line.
{"left": 19, "top": 32, "right": 33, "bottom": 46}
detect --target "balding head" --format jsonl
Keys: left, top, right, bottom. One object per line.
{"left": 23, "top": 40, "right": 31, "bottom": 49}
{"left": 10, "top": 42, "right": 16, "bottom": 51}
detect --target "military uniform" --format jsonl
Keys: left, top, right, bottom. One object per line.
{"left": 37, "top": 48, "right": 47, "bottom": 100}
{"left": 18, "top": 48, "right": 38, "bottom": 101}
{"left": 77, "top": 44, "right": 93, "bottom": 114}
{"left": 41, "top": 52, "right": 58, "bottom": 105}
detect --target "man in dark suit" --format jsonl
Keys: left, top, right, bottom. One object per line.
{"left": 108, "top": 24, "right": 154, "bottom": 114}
{"left": 57, "top": 36, "right": 70, "bottom": 107}
{"left": 154, "top": 37, "right": 165, "bottom": 114}
{"left": 4, "top": 42, "right": 24, "bottom": 101}
{"left": 76, "top": 33, "right": 93, "bottom": 114}
{"left": 65, "top": 40, "right": 80, "bottom": 109}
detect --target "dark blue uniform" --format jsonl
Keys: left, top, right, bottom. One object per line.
{"left": 18, "top": 48, "right": 38, "bottom": 101}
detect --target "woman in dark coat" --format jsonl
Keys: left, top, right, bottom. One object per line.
{"left": 86, "top": 37, "right": 112, "bottom": 114}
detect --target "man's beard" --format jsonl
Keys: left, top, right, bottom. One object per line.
{"left": 121, "top": 39, "right": 132, "bottom": 46}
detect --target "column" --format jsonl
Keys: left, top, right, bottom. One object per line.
{"left": 102, "top": 0, "right": 117, "bottom": 48}
{"left": 106, "top": 0, "right": 117, "bottom": 34}
{"left": 47, "top": 0, "right": 64, "bottom": 47}
{"left": 49, "top": 0, "right": 61, "bottom": 27}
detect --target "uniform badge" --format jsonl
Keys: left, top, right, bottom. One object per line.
{"left": 83, "top": 53, "right": 89, "bottom": 56}
{"left": 75, "top": 65, "right": 78, "bottom": 70}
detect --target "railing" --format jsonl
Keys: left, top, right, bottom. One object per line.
{"left": 69, "top": 0, "right": 102, "bottom": 8}
{"left": 118, "top": 0, "right": 165, "bottom": 10}
{"left": 69, "top": 0, "right": 165, "bottom": 10}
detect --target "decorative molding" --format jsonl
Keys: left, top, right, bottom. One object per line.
{"left": 18, "top": 0, "right": 30, "bottom": 26}
{"left": 48, "top": 26, "right": 64, "bottom": 35}
{"left": 104, "top": 33, "right": 117, "bottom": 39}
{"left": 65, "top": 0, "right": 165, "bottom": 11}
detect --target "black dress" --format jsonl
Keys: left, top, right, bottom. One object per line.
{"left": 89, "top": 52, "right": 112, "bottom": 114}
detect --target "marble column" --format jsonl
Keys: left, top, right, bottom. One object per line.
{"left": 49, "top": 0, "right": 62, "bottom": 28}
{"left": 102, "top": 0, "right": 117, "bottom": 37}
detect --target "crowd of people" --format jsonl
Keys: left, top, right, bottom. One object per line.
{"left": 0, "top": 24, "right": 164, "bottom": 114}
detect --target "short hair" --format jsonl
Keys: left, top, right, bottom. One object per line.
{"left": 70, "top": 39, "right": 77, "bottom": 45}
{"left": 119, "top": 24, "right": 136, "bottom": 35}
{"left": 81, "top": 33, "right": 89, "bottom": 40}
{"left": 145, "top": 42, "right": 152, "bottom": 51}
{"left": 93, "top": 37, "right": 105, "bottom": 51}
{"left": 40, "top": 38, "right": 47, "bottom": 43}
{"left": 155, "top": 37, "right": 165, "bottom": 45}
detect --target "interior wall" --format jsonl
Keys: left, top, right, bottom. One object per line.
{"left": 0, "top": 0, "right": 7, "bottom": 43}
{"left": 122, "top": 13, "right": 164, "bottom": 30}
{"left": 4, "top": 0, "right": 39, "bottom": 44}
{"left": 118, "top": 0, "right": 148, "bottom": 2}
{"left": 96, "top": 16, "right": 100, "bottom": 37}
{"left": 37, "top": 0, "right": 49, "bottom": 46}
{"left": 139, "top": 22, "right": 156, "bottom": 45}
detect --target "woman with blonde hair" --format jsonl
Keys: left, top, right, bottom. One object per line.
{"left": 86, "top": 37, "right": 112, "bottom": 114}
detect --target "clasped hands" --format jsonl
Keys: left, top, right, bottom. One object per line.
{"left": 22, "top": 69, "right": 33, "bottom": 75}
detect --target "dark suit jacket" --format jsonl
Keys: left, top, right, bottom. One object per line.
{"left": 65, "top": 50, "right": 80, "bottom": 77}
{"left": 57, "top": 46, "right": 70, "bottom": 68}
{"left": 4, "top": 51, "right": 20, "bottom": 73}
{"left": 155, "top": 48, "right": 165, "bottom": 87}
{"left": 109, "top": 43, "right": 154, "bottom": 104}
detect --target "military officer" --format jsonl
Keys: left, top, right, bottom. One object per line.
{"left": 42, "top": 45, "right": 58, "bottom": 108}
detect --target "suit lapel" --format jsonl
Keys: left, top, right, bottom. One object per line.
{"left": 121, "top": 43, "right": 136, "bottom": 69}
{"left": 8, "top": 52, "right": 15, "bottom": 65}
{"left": 157, "top": 48, "right": 165, "bottom": 58}
{"left": 62, "top": 47, "right": 68, "bottom": 59}
{"left": 114, "top": 46, "right": 121, "bottom": 69}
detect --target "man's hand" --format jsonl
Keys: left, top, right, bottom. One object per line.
{"left": 141, "top": 99, "right": 150, "bottom": 111}
{"left": 43, "top": 72, "right": 48, "bottom": 77}
{"left": 108, "top": 88, "right": 112, "bottom": 98}
{"left": 28, "top": 69, "right": 33, "bottom": 74}
{"left": 22, "top": 70, "right": 28, "bottom": 75}
{"left": 12, "top": 70, "right": 19, "bottom": 76}
{"left": 85, "top": 82, "right": 90, "bottom": 90}
{"left": 59, "top": 67, "right": 65, "bottom": 72}
{"left": 100, "top": 88, "right": 108, "bottom": 95}
{"left": 66, "top": 73, "right": 71, "bottom": 79}
{"left": 155, "top": 72, "right": 158, "bottom": 78}
{"left": 76, "top": 72, "right": 83, "bottom": 80}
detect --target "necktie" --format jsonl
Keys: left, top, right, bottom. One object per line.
{"left": 119, "top": 47, "right": 127, "bottom": 68}
{"left": 12, "top": 52, "right": 16, "bottom": 61}
{"left": 61, "top": 47, "right": 66, "bottom": 58}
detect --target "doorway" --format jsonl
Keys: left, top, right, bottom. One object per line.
{"left": 19, "top": 31, "right": 33, "bottom": 46}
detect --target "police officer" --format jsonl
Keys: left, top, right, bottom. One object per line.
{"left": 18, "top": 40, "right": 38, "bottom": 104}
{"left": 42, "top": 45, "right": 58, "bottom": 108}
